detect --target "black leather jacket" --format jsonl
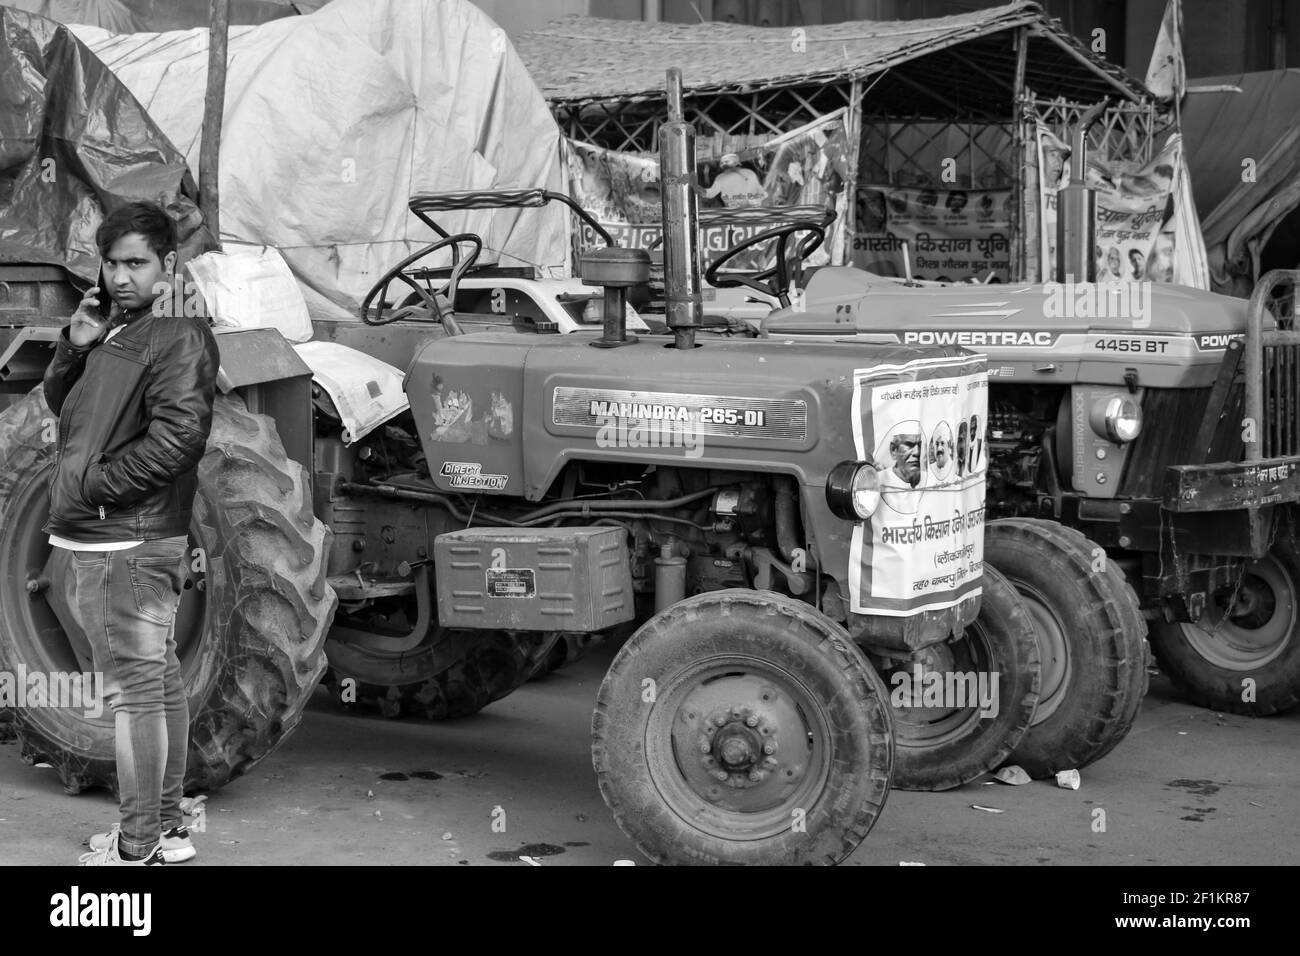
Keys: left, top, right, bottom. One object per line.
{"left": 42, "top": 310, "right": 220, "bottom": 543}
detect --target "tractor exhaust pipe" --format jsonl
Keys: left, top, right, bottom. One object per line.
{"left": 660, "top": 68, "right": 702, "bottom": 350}
{"left": 1055, "top": 99, "right": 1107, "bottom": 284}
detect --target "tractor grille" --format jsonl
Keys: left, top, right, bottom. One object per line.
{"left": 1262, "top": 344, "right": 1300, "bottom": 457}
{"left": 1119, "top": 387, "right": 1212, "bottom": 499}
{"left": 1260, "top": 281, "right": 1300, "bottom": 458}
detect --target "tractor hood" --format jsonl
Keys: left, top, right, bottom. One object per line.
{"left": 771, "top": 267, "right": 1251, "bottom": 389}
{"left": 407, "top": 331, "right": 989, "bottom": 624}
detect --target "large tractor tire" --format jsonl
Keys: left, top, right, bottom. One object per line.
{"left": 536, "top": 632, "right": 602, "bottom": 677}
{"left": 985, "top": 519, "right": 1149, "bottom": 778}
{"left": 324, "top": 627, "right": 560, "bottom": 720}
{"left": 0, "top": 388, "right": 335, "bottom": 795}
{"left": 593, "top": 589, "right": 893, "bottom": 865}
{"left": 1148, "top": 522, "right": 1300, "bottom": 716}
{"left": 880, "top": 565, "right": 1041, "bottom": 791}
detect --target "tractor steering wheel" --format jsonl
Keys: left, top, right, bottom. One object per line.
{"left": 362, "top": 233, "right": 483, "bottom": 326}
{"left": 704, "top": 219, "right": 827, "bottom": 308}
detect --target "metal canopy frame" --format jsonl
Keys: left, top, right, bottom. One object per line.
{"left": 549, "top": 20, "right": 1162, "bottom": 281}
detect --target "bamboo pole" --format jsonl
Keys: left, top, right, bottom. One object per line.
{"left": 1010, "top": 25, "right": 1028, "bottom": 281}
{"left": 844, "top": 78, "right": 863, "bottom": 266}
{"left": 199, "top": 0, "right": 229, "bottom": 249}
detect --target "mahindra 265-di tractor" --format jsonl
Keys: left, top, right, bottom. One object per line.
{"left": 0, "top": 70, "right": 1014, "bottom": 864}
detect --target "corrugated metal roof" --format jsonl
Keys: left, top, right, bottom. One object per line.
{"left": 516, "top": 0, "right": 1148, "bottom": 110}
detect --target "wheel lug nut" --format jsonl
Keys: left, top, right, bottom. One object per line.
{"left": 763, "top": 742, "right": 775, "bottom": 755}
{"left": 763, "top": 757, "right": 778, "bottom": 768}
{"left": 748, "top": 771, "right": 761, "bottom": 782}
{"left": 713, "top": 770, "right": 728, "bottom": 781}
{"left": 745, "top": 715, "right": 758, "bottom": 727}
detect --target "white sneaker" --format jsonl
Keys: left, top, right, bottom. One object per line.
{"left": 78, "top": 830, "right": 165, "bottom": 866}
{"left": 88, "top": 823, "right": 195, "bottom": 863}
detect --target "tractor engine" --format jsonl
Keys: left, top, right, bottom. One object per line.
{"left": 985, "top": 386, "right": 1063, "bottom": 519}
{"left": 314, "top": 399, "right": 817, "bottom": 617}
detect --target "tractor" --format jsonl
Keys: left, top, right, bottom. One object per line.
{"left": 0, "top": 70, "right": 1014, "bottom": 863}
{"left": 703, "top": 130, "right": 1300, "bottom": 785}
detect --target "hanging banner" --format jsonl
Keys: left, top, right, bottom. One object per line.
{"left": 848, "top": 354, "right": 988, "bottom": 616}
{"left": 1038, "top": 123, "right": 1186, "bottom": 285}
{"left": 564, "top": 109, "right": 851, "bottom": 270}
{"left": 852, "top": 186, "right": 1013, "bottom": 282}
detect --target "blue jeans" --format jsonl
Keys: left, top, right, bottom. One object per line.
{"left": 53, "top": 536, "right": 190, "bottom": 856}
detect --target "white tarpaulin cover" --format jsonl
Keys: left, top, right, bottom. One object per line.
{"left": 69, "top": 0, "right": 570, "bottom": 321}
{"left": 292, "top": 342, "right": 409, "bottom": 444}
{"left": 186, "top": 244, "right": 314, "bottom": 343}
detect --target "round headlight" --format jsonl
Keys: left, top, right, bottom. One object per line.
{"left": 1090, "top": 396, "right": 1142, "bottom": 443}
{"left": 826, "top": 461, "right": 881, "bottom": 520}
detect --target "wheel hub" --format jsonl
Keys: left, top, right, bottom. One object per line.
{"left": 1185, "top": 555, "right": 1296, "bottom": 669}
{"left": 884, "top": 628, "right": 990, "bottom": 744}
{"left": 1016, "top": 583, "right": 1072, "bottom": 725}
{"left": 693, "top": 705, "right": 784, "bottom": 789}
{"left": 663, "top": 668, "right": 821, "bottom": 820}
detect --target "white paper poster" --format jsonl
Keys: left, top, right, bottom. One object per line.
{"left": 849, "top": 355, "right": 988, "bottom": 616}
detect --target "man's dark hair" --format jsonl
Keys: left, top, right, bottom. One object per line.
{"left": 96, "top": 201, "right": 178, "bottom": 262}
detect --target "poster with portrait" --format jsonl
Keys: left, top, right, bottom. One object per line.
{"left": 848, "top": 354, "right": 988, "bottom": 616}
{"left": 852, "top": 185, "right": 1013, "bottom": 282}
{"left": 1038, "top": 123, "right": 1181, "bottom": 284}
{"left": 564, "top": 110, "right": 851, "bottom": 271}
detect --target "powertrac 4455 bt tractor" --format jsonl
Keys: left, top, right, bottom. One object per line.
{"left": 739, "top": 127, "right": 1300, "bottom": 784}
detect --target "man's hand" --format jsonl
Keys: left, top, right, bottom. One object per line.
{"left": 70, "top": 287, "right": 110, "bottom": 347}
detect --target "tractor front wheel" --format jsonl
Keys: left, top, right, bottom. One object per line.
{"left": 881, "top": 565, "right": 1041, "bottom": 791}
{"left": 985, "top": 519, "right": 1149, "bottom": 778}
{"left": 1149, "top": 529, "right": 1300, "bottom": 716}
{"left": 593, "top": 589, "right": 893, "bottom": 865}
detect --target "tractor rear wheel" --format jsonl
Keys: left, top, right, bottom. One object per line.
{"left": 0, "top": 389, "right": 335, "bottom": 795}
{"left": 1149, "top": 528, "right": 1300, "bottom": 716}
{"left": 881, "top": 565, "right": 1041, "bottom": 791}
{"left": 324, "top": 627, "right": 561, "bottom": 720}
{"left": 537, "top": 632, "right": 601, "bottom": 676}
{"left": 593, "top": 588, "right": 893, "bottom": 865}
{"left": 985, "top": 519, "right": 1149, "bottom": 778}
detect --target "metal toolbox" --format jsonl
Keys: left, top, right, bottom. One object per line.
{"left": 434, "top": 526, "right": 635, "bottom": 631}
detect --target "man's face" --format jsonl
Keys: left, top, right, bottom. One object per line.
{"left": 892, "top": 435, "right": 921, "bottom": 485}
{"left": 933, "top": 440, "right": 948, "bottom": 468}
{"left": 103, "top": 233, "right": 175, "bottom": 312}
{"left": 1044, "top": 147, "right": 1067, "bottom": 185}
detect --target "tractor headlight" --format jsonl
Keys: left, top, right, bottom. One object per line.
{"left": 826, "top": 461, "right": 881, "bottom": 520}
{"left": 1090, "top": 396, "right": 1143, "bottom": 443}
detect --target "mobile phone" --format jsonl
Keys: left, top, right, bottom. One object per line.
{"left": 94, "top": 257, "right": 113, "bottom": 320}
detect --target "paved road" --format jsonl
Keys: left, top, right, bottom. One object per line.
{"left": 2, "top": 637, "right": 1297, "bottom": 866}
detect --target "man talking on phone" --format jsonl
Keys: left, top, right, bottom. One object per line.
{"left": 42, "top": 201, "right": 219, "bottom": 865}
